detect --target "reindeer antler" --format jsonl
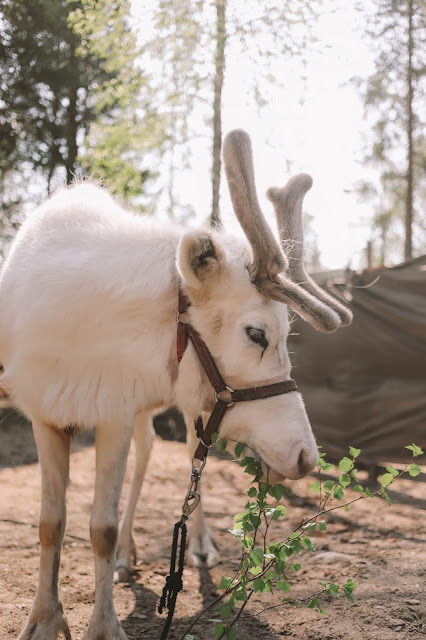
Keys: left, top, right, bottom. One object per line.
{"left": 222, "top": 130, "right": 352, "bottom": 333}
{"left": 267, "top": 175, "right": 353, "bottom": 329}
{"left": 222, "top": 130, "right": 288, "bottom": 281}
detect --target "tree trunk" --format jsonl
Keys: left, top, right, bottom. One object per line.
{"left": 66, "top": 86, "right": 78, "bottom": 185}
{"left": 210, "top": 0, "right": 227, "bottom": 227}
{"left": 65, "top": 37, "right": 79, "bottom": 185}
{"left": 405, "top": 0, "right": 414, "bottom": 260}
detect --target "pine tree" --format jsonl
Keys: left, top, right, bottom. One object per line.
{"left": 356, "top": 0, "right": 426, "bottom": 260}
{"left": 0, "top": 0, "right": 161, "bottom": 207}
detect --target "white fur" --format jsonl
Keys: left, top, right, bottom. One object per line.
{"left": 0, "top": 183, "right": 318, "bottom": 640}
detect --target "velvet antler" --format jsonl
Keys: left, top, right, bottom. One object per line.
{"left": 222, "top": 129, "right": 288, "bottom": 281}
{"left": 267, "top": 175, "right": 353, "bottom": 329}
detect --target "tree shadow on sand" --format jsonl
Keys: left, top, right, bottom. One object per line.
{"left": 120, "top": 565, "right": 281, "bottom": 640}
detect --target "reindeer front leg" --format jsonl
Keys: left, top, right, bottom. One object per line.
{"left": 115, "top": 410, "right": 154, "bottom": 582}
{"left": 185, "top": 416, "right": 219, "bottom": 568}
{"left": 18, "top": 422, "right": 71, "bottom": 640}
{"left": 84, "top": 422, "right": 133, "bottom": 640}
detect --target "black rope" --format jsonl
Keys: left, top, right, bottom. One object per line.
{"left": 158, "top": 518, "right": 187, "bottom": 640}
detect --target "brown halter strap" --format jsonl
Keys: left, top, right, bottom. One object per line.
{"left": 177, "top": 288, "right": 297, "bottom": 460}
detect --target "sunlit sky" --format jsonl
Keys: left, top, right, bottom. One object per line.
{"left": 131, "top": 1, "right": 378, "bottom": 270}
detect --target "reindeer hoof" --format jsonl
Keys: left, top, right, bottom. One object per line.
{"left": 83, "top": 619, "right": 128, "bottom": 640}
{"left": 114, "top": 565, "right": 132, "bottom": 583}
{"left": 187, "top": 532, "right": 220, "bottom": 568}
{"left": 17, "top": 610, "right": 71, "bottom": 640}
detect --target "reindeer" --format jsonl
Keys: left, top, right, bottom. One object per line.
{"left": 0, "top": 130, "right": 351, "bottom": 640}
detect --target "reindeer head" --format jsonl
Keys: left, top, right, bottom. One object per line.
{"left": 175, "top": 130, "right": 352, "bottom": 482}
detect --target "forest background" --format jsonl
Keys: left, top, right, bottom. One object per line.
{"left": 0, "top": 0, "right": 425, "bottom": 270}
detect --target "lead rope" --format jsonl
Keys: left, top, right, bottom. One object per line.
{"left": 158, "top": 518, "right": 187, "bottom": 640}
{"left": 158, "top": 456, "right": 205, "bottom": 640}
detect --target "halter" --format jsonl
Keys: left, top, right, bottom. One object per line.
{"left": 158, "top": 287, "right": 298, "bottom": 637}
{"left": 177, "top": 287, "right": 298, "bottom": 462}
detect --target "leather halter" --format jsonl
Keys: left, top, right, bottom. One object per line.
{"left": 177, "top": 288, "right": 297, "bottom": 461}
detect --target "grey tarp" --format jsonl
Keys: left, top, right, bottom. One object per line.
{"left": 288, "top": 255, "right": 426, "bottom": 465}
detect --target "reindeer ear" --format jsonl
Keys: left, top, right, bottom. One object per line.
{"left": 177, "top": 230, "right": 224, "bottom": 290}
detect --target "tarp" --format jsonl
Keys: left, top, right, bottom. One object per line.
{"left": 289, "top": 256, "right": 426, "bottom": 465}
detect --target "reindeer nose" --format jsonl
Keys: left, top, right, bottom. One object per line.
{"left": 297, "top": 448, "right": 311, "bottom": 477}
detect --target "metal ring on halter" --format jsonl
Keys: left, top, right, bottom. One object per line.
{"left": 192, "top": 456, "right": 207, "bottom": 474}
{"left": 215, "top": 385, "right": 234, "bottom": 406}
{"left": 199, "top": 434, "right": 213, "bottom": 450}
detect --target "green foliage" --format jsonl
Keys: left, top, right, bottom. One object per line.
{"left": 406, "top": 444, "right": 424, "bottom": 457}
{"left": 68, "top": 0, "right": 166, "bottom": 206}
{"left": 0, "top": 0, "right": 164, "bottom": 217}
{"left": 217, "top": 438, "right": 228, "bottom": 451}
{"left": 182, "top": 442, "right": 423, "bottom": 639}
{"left": 354, "top": 0, "right": 426, "bottom": 262}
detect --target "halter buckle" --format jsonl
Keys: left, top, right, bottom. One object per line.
{"left": 181, "top": 458, "right": 206, "bottom": 518}
{"left": 215, "top": 386, "right": 234, "bottom": 407}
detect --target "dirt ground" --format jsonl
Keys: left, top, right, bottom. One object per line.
{"left": 0, "top": 414, "right": 425, "bottom": 640}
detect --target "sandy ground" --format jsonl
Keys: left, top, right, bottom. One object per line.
{"left": 0, "top": 415, "right": 425, "bottom": 640}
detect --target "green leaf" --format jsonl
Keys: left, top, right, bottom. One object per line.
{"left": 233, "top": 512, "right": 246, "bottom": 521}
{"left": 408, "top": 463, "right": 421, "bottom": 477}
{"left": 325, "top": 582, "right": 340, "bottom": 595}
{"left": 318, "top": 458, "right": 334, "bottom": 471}
{"left": 405, "top": 444, "right": 424, "bottom": 457}
{"left": 219, "top": 603, "right": 232, "bottom": 619}
{"left": 249, "top": 566, "right": 263, "bottom": 576}
{"left": 380, "top": 472, "right": 395, "bottom": 488}
{"left": 385, "top": 465, "right": 398, "bottom": 477}
{"left": 250, "top": 548, "right": 264, "bottom": 566}
{"left": 338, "top": 457, "right": 354, "bottom": 472}
{"left": 272, "top": 505, "right": 287, "bottom": 520}
{"left": 218, "top": 577, "right": 233, "bottom": 590}
{"left": 267, "top": 483, "right": 289, "bottom": 500}
{"left": 234, "top": 586, "right": 248, "bottom": 601}
{"left": 234, "top": 442, "right": 244, "bottom": 458}
{"left": 225, "top": 627, "right": 236, "bottom": 640}
{"left": 244, "top": 463, "right": 260, "bottom": 477}
{"left": 302, "top": 536, "right": 316, "bottom": 552}
{"left": 309, "top": 480, "right": 321, "bottom": 493}
{"left": 277, "top": 579, "right": 290, "bottom": 592}
{"left": 318, "top": 521, "right": 327, "bottom": 531}
{"left": 252, "top": 577, "right": 266, "bottom": 593}
{"left": 349, "top": 446, "right": 361, "bottom": 458}
{"left": 365, "top": 487, "right": 375, "bottom": 498}
{"left": 304, "top": 522, "right": 316, "bottom": 533}
{"left": 211, "top": 432, "right": 219, "bottom": 444}
{"left": 214, "top": 622, "right": 224, "bottom": 638}
{"left": 240, "top": 456, "right": 256, "bottom": 467}
{"left": 339, "top": 474, "right": 352, "bottom": 488}
{"left": 323, "top": 480, "right": 335, "bottom": 492}
{"left": 350, "top": 469, "right": 359, "bottom": 481}
{"left": 217, "top": 438, "right": 227, "bottom": 451}
{"left": 291, "top": 563, "right": 302, "bottom": 571}
{"left": 343, "top": 578, "right": 357, "bottom": 602}
{"left": 352, "top": 484, "right": 365, "bottom": 493}
{"left": 241, "top": 535, "right": 253, "bottom": 550}
{"left": 380, "top": 489, "right": 392, "bottom": 506}
{"left": 247, "top": 486, "right": 257, "bottom": 498}
{"left": 333, "top": 485, "right": 344, "bottom": 500}
{"left": 307, "top": 597, "right": 326, "bottom": 614}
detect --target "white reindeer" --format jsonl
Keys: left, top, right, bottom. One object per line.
{"left": 0, "top": 130, "right": 351, "bottom": 640}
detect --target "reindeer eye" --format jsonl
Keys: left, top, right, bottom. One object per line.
{"left": 244, "top": 325, "right": 269, "bottom": 353}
